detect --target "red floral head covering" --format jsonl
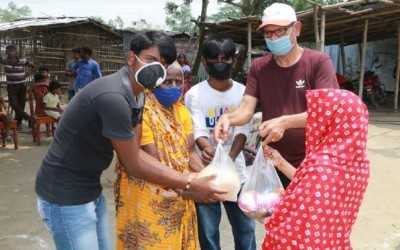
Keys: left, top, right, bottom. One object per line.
{"left": 305, "top": 88, "right": 369, "bottom": 169}
{"left": 263, "top": 89, "right": 370, "bottom": 249}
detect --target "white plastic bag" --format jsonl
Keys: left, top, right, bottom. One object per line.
{"left": 238, "top": 145, "right": 285, "bottom": 222}
{"left": 196, "top": 141, "right": 241, "bottom": 202}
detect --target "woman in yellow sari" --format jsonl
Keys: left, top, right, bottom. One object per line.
{"left": 115, "top": 61, "right": 203, "bottom": 249}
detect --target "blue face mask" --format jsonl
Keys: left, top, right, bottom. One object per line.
{"left": 265, "top": 34, "right": 294, "bottom": 56}
{"left": 153, "top": 87, "right": 183, "bottom": 107}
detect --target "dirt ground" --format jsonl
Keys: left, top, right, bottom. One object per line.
{"left": 0, "top": 108, "right": 400, "bottom": 250}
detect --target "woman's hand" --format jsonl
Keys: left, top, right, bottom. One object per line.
{"left": 263, "top": 145, "right": 283, "bottom": 167}
{"left": 264, "top": 145, "right": 296, "bottom": 180}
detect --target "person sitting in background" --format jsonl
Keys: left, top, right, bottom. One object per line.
{"left": 65, "top": 47, "right": 80, "bottom": 101}
{"left": 115, "top": 61, "right": 203, "bottom": 249}
{"left": 38, "top": 66, "right": 51, "bottom": 86}
{"left": 0, "top": 96, "right": 11, "bottom": 143}
{"left": 72, "top": 46, "right": 102, "bottom": 92}
{"left": 43, "top": 81, "right": 63, "bottom": 120}
{"left": 262, "top": 89, "right": 370, "bottom": 249}
{"left": 32, "top": 73, "right": 49, "bottom": 115}
{"left": 32, "top": 73, "right": 52, "bottom": 135}
{"left": 177, "top": 53, "right": 192, "bottom": 96}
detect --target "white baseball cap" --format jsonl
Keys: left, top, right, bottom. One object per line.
{"left": 257, "top": 3, "right": 297, "bottom": 31}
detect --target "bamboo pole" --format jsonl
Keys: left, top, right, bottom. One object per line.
{"left": 327, "top": 8, "right": 400, "bottom": 27}
{"left": 320, "top": 0, "right": 367, "bottom": 10}
{"left": 378, "top": 0, "right": 400, "bottom": 6}
{"left": 247, "top": 20, "right": 252, "bottom": 71}
{"left": 394, "top": 24, "right": 400, "bottom": 111}
{"left": 340, "top": 35, "right": 346, "bottom": 77}
{"left": 320, "top": 11, "right": 325, "bottom": 52}
{"left": 358, "top": 19, "right": 368, "bottom": 98}
{"left": 314, "top": 4, "right": 320, "bottom": 50}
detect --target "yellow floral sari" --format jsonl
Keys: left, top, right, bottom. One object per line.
{"left": 114, "top": 91, "right": 199, "bottom": 250}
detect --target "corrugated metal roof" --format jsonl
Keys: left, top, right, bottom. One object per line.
{"left": 0, "top": 17, "right": 92, "bottom": 31}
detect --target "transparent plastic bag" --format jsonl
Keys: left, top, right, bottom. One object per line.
{"left": 196, "top": 141, "right": 241, "bottom": 202}
{"left": 238, "top": 145, "right": 285, "bottom": 223}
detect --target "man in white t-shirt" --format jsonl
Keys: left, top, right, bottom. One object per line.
{"left": 185, "top": 34, "right": 256, "bottom": 250}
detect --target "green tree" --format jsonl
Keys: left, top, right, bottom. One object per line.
{"left": 108, "top": 15, "right": 124, "bottom": 29}
{"left": 165, "top": 2, "right": 193, "bottom": 32}
{"left": 208, "top": 3, "right": 243, "bottom": 22}
{"left": 0, "top": 1, "right": 31, "bottom": 23}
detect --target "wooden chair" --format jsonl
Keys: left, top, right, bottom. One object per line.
{"left": 0, "top": 119, "right": 18, "bottom": 149}
{"left": 28, "top": 84, "right": 57, "bottom": 146}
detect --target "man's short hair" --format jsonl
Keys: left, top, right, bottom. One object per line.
{"left": 39, "top": 66, "right": 49, "bottom": 73}
{"left": 129, "top": 31, "right": 177, "bottom": 65}
{"left": 49, "top": 80, "right": 62, "bottom": 91}
{"left": 6, "top": 44, "right": 16, "bottom": 51}
{"left": 80, "top": 47, "right": 92, "bottom": 56}
{"left": 72, "top": 47, "right": 81, "bottom": 53}
{"left": 34, "top": 73, "right": 46, "bottom": 83}
{"left": 202, "top": 34, "right": 236, "bottom": 60}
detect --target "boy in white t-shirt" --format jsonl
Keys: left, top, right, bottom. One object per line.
{"left": 184, "top": 34, "right": 256, "bottom": 250}
{"left": 43, "top": 81, "right": 63, "bottom": 120}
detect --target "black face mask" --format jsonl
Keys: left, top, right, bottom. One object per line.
{"left": 133, "top": 62, "right": 166, "bottom": 89}
{"left": 206, "top": 61, "right": 232, "bottom": 80}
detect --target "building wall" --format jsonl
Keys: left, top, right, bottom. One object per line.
{"left": 326, "top": 38, "right": 398, "bottom": 92}
{"left": 0, "top": 23, "right": 123, "bottom": 87}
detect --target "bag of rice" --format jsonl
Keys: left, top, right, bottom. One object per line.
{"left": 196, "top": 141, "right": 241, "bottom": 202}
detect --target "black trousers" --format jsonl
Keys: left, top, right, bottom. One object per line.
{"left": 7, "top": 83, "right": 29, "bottom": 125}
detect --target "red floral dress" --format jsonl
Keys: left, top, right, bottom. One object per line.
{"left": 263, "top": 89, "right": 370, "bottom": 249}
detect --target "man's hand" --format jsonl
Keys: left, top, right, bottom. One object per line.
{"left": 259, "top": 116, "right": 287, "bottom": 146}
{"left": 182, "top": 175, "right": 227, "bottom": 203}
{"left": 201, "top": 146, "right": 215, "bottom": 165}
{"left": 213, "top": 114, "right": 230, "bottom": 143}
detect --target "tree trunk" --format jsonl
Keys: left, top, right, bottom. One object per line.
{"left": 232, "top": 0, "right": 264, "bottom": 81}
{"left": 191, "top": 0, "right": 209, "bottom": 85}
{"left": 232, "top": 45, "right": 248, "bottom": 81}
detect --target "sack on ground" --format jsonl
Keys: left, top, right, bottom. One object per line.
{"left": 196, "top": 141, "right": 241, "bottom": 202}
{"left": 238, "top": 145, "right": 285, "bottom": 223}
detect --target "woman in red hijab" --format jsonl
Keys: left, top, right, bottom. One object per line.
{"left": 262, "top": 88, "right": 370, "bottom": 249}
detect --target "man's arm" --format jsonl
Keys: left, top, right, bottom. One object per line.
{"left": 214, "top": 95, "right": 257, "bottom": 142}
{"left": 94, "top": 62, "right": 102, "bottom": 78}
{"left": 112, "top": 125, "right": 226, "bottom": 203}
{"left": 228, "top": 134, "right": 247, "bottom": 161}
{"left": 196, "top": 136, "right": 215, "bottom": 165}
{"left": 65, "top": 63, "right": 76, "bottom": 77}
{"left": 25, "top": 60, "right": 38, "bottom": 78}
{"left": 184, "top": 91, "right": 216, "bottom": 165}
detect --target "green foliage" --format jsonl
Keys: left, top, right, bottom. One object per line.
{"left": 107, "top": 16, "right": 124, "bottom": 29}
{"left": 165, "top": 2, "right": 193, "bottom": 32}
{"left": 292, "top": 0, "right": 342, "bottom": 11}
{"left": 208, "top": 3, "right": 243, "bottom": 22}
{"left": 0, "top": 1, "right": 31, "bottom": 23}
